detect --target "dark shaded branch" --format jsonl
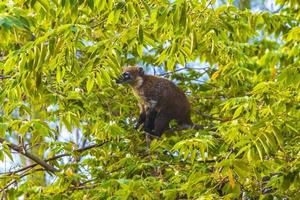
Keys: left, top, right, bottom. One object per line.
{"left": 68, "top": 183, "right": 100, "bottom": 191}
{"left": 158, "top": 66, "right": 210, "bottom": 77}
{"left": 158, "top": 67, "right": 189, "bottom": 76}
{"left": 0, "top": 75, "right": 11, "bottom": 80}
{"left": 90, "top": 18, "right": 107, "bottom": 28}
{"left": 0, "top": 142, "right": 108, "bottom": 192}
{"left": 218, "top": 148, "right": 234, "bottom": 173}
{"left": 0, "top": 138, "right": 58, "bottom": 173}
{"left": 196, "top": 111, "right": 231, "bottom": 122}
{"left": 0, "top": 168, "right": 44, "bottom": 192}
{"left": 1, "top": 142, "right": 108, "bottom": 176}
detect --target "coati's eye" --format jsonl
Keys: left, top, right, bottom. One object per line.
{"left": 123, "top": 72, "right": 130, "bottom": 79}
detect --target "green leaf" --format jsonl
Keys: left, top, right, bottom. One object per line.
{"left": 137, "top": 25, "right": 143, "bottom": 43}
{"left": 101, "top": 68, "right": 112, "bottom": 86}
{"left": 107, "top": 11, "right": 115, "bottom": 24}
{"left": 180, "top": 2, "right": 187, "bottom": 28}
{"left": 19, "top": 122, "right": 32, "bottom": 135}
{"left": 273, "top": 127, "right": 283, "bottom": 148}
{"left": 86, "top": 77, "right": 94, "bottom": 93}
{"left": 96, "top": 0, "right": 106, "bottom": 11}
{"left": 61, "top": 114, "right": 72, "bottom": 132}
{"left": 2, "top": 142, "right": 13, "bottom": 161}
{"left": 137, "top": 44, "right": 143, "bottom": 57}
{"left": 247, "top": 148, "right": 253, "bottom": 161}
{"left": 233, "top": 106, "right": 243, "bottom": 119}
{"left": 141, "top": 0, "right": 151, "bottom": 16}
{"left": 190, "top": 30, "right": 197, "bottom": 53}
{"left": 133, "top": 3, "right": 142, "bottom": 18}
{"left": 235, "top": 145, "right": 250, "bottom": 158}
{"left": 254, "top": 142, "right": 263, "bottom": 160}
{"left": 87, "top": 0, "right": 94, "bottom": 10}
{"left": 56, "top": 65, "right": 62, "bottom": 82}
{"left": 127, "top": 2, "right": 134, "bottom": 19}
{"left": 166, "top": 57, "right": 175, "bottom": 71}
{"left": 0, "top": 123, "right": 8, "bottom": 137}
{"left": 0, "top": 150, "right": 4, "bottom": 161}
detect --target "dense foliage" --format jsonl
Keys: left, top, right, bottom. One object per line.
{"left": 0, "top": 0, "right": 299, "bottom": 199}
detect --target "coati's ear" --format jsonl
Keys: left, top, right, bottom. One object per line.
{"left": 138, "top": 67, "right": 144, "bottom": 76}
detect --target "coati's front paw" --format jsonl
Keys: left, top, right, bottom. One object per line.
{"left": 143, "top": 126, "right": 154, "bottom": 134}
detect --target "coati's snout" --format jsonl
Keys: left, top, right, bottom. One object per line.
{"left": 116, "top": 66, "right": 144, "bottom": 85}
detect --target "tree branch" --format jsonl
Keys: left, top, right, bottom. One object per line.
{"left": 218, "top": 148, "right": 234, "bottom": 173}
{"left": 0, "top": 169, "right": 44, "bottom": 192}
{"left": 1, "top": 141, "right": 108, "bottom": 176}
{"left": 195, "top": 111, "right": 231, "bottom": 122}
{"left": 68, "top": 183, "right": 100, "bottom": 191}
{"left": 0, "top": 138, "right": 59, "bottom": 173}
{"left": 0, "top": 141, "right": 108, "bottom": 192}
{"left": 0, "top": 75, "right": 11, "bottom": 80}
{"left": 158, "top": 66, "right": 210, "bottom": 77}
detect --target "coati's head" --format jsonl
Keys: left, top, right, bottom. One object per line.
{"left": 116, "top": 66, "right": 144, "bottom": 87}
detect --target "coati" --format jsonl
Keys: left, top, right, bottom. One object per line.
{"left": 116, "top": 66, "right": 195, "bottom": 138}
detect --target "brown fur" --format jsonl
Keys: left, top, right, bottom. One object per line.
{"left": 119, "top": 66, "right": 193, "bottom": 137}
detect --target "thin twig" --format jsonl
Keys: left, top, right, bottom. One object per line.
{"left": 158, "top": 66, "right": 209, "bottom": 77}
{"left": 194, "top": 0, "right": 213, "bottom": 22}
{"left": 68, "top": 183, "right": 100, "bottom": 191}
{"left": 195, "top": 111, "right": 231, "bottom": 122}
{"left": 0, "top": 75, "right": 11, "bottom": 80}
{"left": 91, "top": 18, "right": 107, "bottom": 28}
{"left": 218, "top": 148, "right": 234, "bottom": 173}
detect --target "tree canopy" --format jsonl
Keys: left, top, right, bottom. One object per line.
{"left": 0, "top": 0, "right": 299, "bottom": 199}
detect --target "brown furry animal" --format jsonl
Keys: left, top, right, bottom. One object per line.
{"left": 116, "top": 66, "right": 194, "bottom": 138}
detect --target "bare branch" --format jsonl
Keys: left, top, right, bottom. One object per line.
{"left": 218, "top": 148, "right": 234, "bottom": 173}
{"left": 158, "top": 66, "right": 210, "bottom": 77}
{"left": 1, "top": 142, "right": 108, "bottom": 176}
{"left": 0, "top": 138, "right": 59, "bottom": 173}
{"left": 0, "top": 168, "right": 44, "bottom": 192}
{"left": 68, "top": 183, "right": 100, "bottom": 191}
{"left": 0, "top": 75, "right": 11, "bottom": 80}
{"left": 0, "top": 142, "right": 108, "bottom": 192}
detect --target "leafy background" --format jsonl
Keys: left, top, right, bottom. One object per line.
{"left": 0, "top": 0, "right": 299, "bottom": 199}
